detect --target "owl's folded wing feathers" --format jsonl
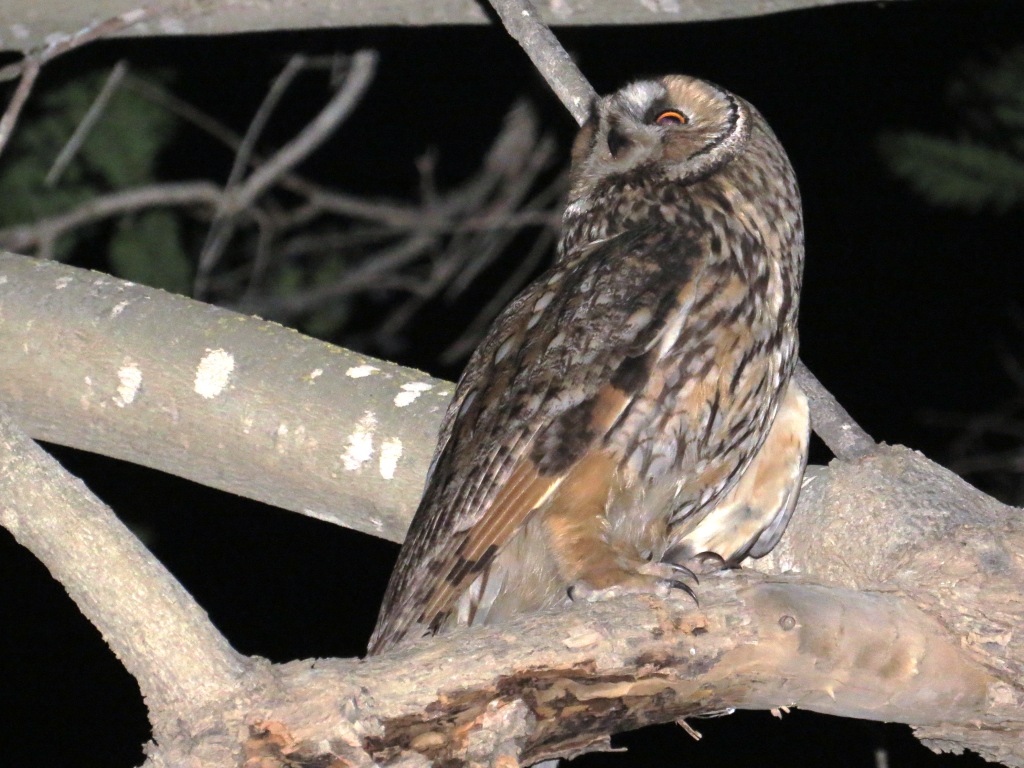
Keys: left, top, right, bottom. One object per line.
{"left": 368, "top": 226, "right": 709, "bottom": 654}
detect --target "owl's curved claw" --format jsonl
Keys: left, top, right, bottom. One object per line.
{"left": 665, "top": 579, "right": 699, "bottom": 605}
{"left": 693, "top": 551, "right": 729, "bottom": 572}
{"left": 663, "top": 561, "right": 700, "bottom": 583}
{"left": 567, "top": 560, "right": 700, "bottom": 605}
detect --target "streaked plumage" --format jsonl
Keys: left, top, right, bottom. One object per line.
{"left": 369, "top": 75, "right": 808, "bottom": 655}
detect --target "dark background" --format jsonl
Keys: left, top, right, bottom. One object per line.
{"left": 1, "top": 1, "right": 1021, "bottom": 765}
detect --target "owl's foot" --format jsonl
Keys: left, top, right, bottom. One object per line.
{"left": 663, "top": 546, "right": 734, "bottom": 576}
{"left": 567, "top": 561, "right": 698, "bottom": 604}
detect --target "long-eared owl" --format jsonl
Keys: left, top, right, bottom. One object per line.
{"left": 369, "top": 75, "right": 809, "bottom": 655}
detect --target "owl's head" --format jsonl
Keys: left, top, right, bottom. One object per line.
{"left": 567, "top": 75, "right": 754, "bottom": 202}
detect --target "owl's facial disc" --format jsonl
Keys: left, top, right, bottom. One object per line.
{"left": 568, "top": 76, "right": 751, "bottom": 204}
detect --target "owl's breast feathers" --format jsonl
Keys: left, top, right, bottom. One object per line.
{"left": 369, "top": 189, "right": 799, "bottom": 652}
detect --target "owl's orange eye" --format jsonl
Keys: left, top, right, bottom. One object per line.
{"left": 655, "top": 110, "right": 688, "bottom": 126}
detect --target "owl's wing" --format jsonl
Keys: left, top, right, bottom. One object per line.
{"left": 368, "top": 225, "right": 710, "bottom": 654}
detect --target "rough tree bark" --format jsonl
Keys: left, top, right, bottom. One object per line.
{"left": 0, "top": 0, "right": 910, "bottom": 54}
{"left": 1, "top": 1, "right": 1021, "bottom": 766}
{"left": 0, "top": 251, "right": 1022, "bottom": 768}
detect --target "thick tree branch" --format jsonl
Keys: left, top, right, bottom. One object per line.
{"left": 1, "top": 0, "right": 912, "bottom": 54}
{"left": 2, "top": 261, "right": 1023, "bottom": 765}
{"left": 339, "top": 576, "right": 1010, "bottom": 767}
{"left": 137, "top": 523, "right": 1024, "bottom": 768}
{"left": 133, "top": 444, "right": 1024, "bottom": 768}
{"left": 0, "top": 251, "right": 445, "bottom": 542}
{"left": 0, "top": 402, "right": 247, "bottom": 728}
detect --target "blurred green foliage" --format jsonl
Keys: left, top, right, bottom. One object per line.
{"left": 0, "top": 70, "right": 190, "bottom": 291}
{"left": 880, "top": 47, "right": 1024, "bottom": 213}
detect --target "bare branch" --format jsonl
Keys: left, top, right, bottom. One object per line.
{"left": 0, "top": 181, "right": 223, "bottom": 253}
{"left": 794, "top": 360, "right": 877, "bottom": 458}
{"left": 2, "top": 0, "right": 913, "bottom": 53}
{"left": 46, "top": 61, "right": 130, "bottom": 186}
{"left": 218, "top": 50, "right": 377, "bottom": 217}
{"left": 340, "top": 577, "right": 1008, "bottom": 767}
{"left": 196, "top": 54, "right": 314, "bottom": 291}
{"left": 194, "top": 50, "right": 377, "bottom": 295}
{"left": 0, "top": 5, "right": 162, "bottom": 158}
{"left": 138, "top": 482, "right": 1024, "bottom": 768}
{"left": 0, "top": 58, "right": 41, "bottom": 158}
{"left": 486, "top": 0, "right": 596, "bottom": 125}
{"left": 0, "top": 403, "right": 246, "bottom": 726}
{"left": 2, "top": 251, "right": 1023, "bottom": 765}
{"left": 0, "top": 251, "right": 441, "bottom": 542}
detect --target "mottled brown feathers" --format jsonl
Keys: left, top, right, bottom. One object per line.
{"left": 368, "top": 75, "right": 808, "bottom": 655}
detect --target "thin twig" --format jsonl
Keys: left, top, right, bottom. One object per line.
{"left": 0, "top": 58, "right": 41, "bottom": 158}
{"left": 123, "top": 71, "right": 429, "bottom": 230}
{"left": 0, "top": 181, "right": 223, "bottom": 254}
{"left": 196, "top": 55, "right": 312, "bottom": 290}
{"left": 0, "top": 5, "right": 161, "bottom": 159}
{"left": 232, "top": 55, "right": 311, "bottom": 192}
{"left": 223, "top": 50, "right": 377, "bottom": 216}
{"left": 485, "top": 0, "right": 596, "bottom": 126}
{"left": 46, "top": 61, "right": 129, "bottom": 186}
{"left": 243, "top": 232, "right": 438, "bottom": 316}
{"left": 440, "top": 218, "right": 558, "bottom": 364}
{"left": 194, "top": 50, "right": 378, "bottom": 296}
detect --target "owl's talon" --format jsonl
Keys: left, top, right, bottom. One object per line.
{"left": 693, "top": 552, "right": 729, "bottom": 572}
{"left": 665, "top": 579, "right": 699, "bottom": 604}
{"left": 664, "top": 561, "right": 700, "bottom": 583}
{"left": 568, "top": 560, "right": 701, "bottom": 605}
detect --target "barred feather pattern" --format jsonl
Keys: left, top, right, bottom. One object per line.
{"left": 369, "top": 75, "right": 807, "bottom": 655}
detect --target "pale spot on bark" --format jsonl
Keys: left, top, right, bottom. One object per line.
{"left": 114, "top": 360, "right": 142, "bottom": 407}
{"left": 341, "top": 411, "right": 377, "bottom": 471}
{"left": 379, "top": 437, "right": 404, "bottom": 479}
{"left": 346, "top": 364, "right": 379, "bottom": 378}
{"left": 394, "top": 381, "right": 433, "bottom": 407}
{"left": 194, "top": 349, "right": 234, "bottom": 399}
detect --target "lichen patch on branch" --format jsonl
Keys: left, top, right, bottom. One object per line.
{"left": 194, "top": 348, "right": 235, "bottom": 399}
{"left": 347, "top": 364, "right": 380, "bottom": 379}
{"left": 380, "top": 437, "right": 404, "bottom": 479}
{"left": 342, "top": 410, "right": 378, "bottom": 471}
{"left": 394, "top": 382, "right": 434, "bottom": 408}
{"left": 114, "top": 359, "right": 142, "bottom": 407}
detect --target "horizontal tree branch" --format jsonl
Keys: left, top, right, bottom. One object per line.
{"left": 142, "top": 552, "right": 1023, "bottom": 767}
{"left": 0, "top": 252, "right": 873, "bottom": 545}
{"left": 1, "top": 0, "right": 911, "bottom": 54}
{"left": 0, "top": 251, "right": 446, "bottom": 542}
{"left": 139, "top": 444, "right": 1024, "bottom": 768}
{"left": 0, "top": 181, "right": 224, "bottom": 252}
{"left": 2, "top": 250, "right": 1023, "bottom": 765}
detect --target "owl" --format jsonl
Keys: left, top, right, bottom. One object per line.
{"left": 368, "top": 75, "right": 809, "bottom": 655}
